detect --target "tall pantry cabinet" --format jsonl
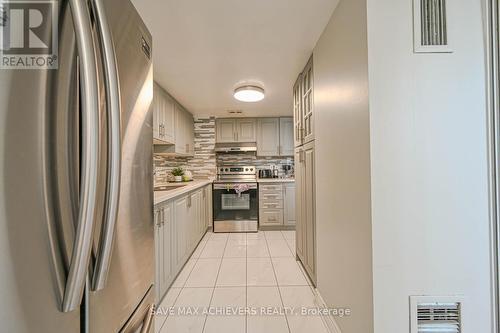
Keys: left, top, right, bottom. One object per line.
{"left": 293, "top": 56, "right": 317, "bottom": 284}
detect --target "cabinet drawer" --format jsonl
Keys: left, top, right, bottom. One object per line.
{"left": 260, "top": 184, "right": 283, "bottom": 192}
{"left": 260, "top": 192, "right": 283, "bottom": 201}
{"left": 259, "top": 200, "right": 283, "bottom": 210}
{"left": 259, "top": 209, "right": 284, "bottom": 226}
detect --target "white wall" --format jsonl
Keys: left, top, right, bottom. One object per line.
{"left": 313, "top": 0, "right": 374, "bottom": 331}
{"left": 367, "top": 0, "right": 493, "bottom": 332}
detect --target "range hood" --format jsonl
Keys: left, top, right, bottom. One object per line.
{"left": 214, "top": 142, "right": 257, "bottom": 153}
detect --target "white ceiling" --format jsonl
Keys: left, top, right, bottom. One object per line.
{"left": 131, "top": 0, "right": 339, "bottom": 117}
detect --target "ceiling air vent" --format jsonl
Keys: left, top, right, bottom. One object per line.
{"left": 413, "top": 0, "right": 452, "bottom": 53}
{"left": 410, "top": 296, "right": 463, "bottom": 333}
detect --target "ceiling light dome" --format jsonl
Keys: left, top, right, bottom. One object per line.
{"left": 234, "top": 85, "right": 265, "bottom": 102}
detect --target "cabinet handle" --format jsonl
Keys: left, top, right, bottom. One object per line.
{"left": 156, "top": 210, "right": 162, "bottom": 226}
{"left": 161, "top": 208, "right": 165, "bottom": 226}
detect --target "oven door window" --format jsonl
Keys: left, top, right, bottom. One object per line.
{"left": 221, "top": 193, "right": 250, "bottom": 210}
{"left": 213, "top": 187, "right": 258, "bottom": 221}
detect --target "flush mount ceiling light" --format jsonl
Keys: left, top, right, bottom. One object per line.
{"left": 234, "top": 85, "right": 265, "bottom": 102}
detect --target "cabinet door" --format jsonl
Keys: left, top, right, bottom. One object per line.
{"left": 283, "top": 183, "right": 296, "bottom": 225}
{"left": 174, "top": 105, "right": 187, "bottom": 155}
{"left": 303, "top": 143, "right": 316, "bottom": 279}
{"left": 216, "top": 119, "right": 237, "bottom": 143}
{"left": 201, "top": 187, "right": 208, "bottom": 234}
{"left": 191, "top": 191, "right": 202, "bottom": 250}
{"left": 162, "top": 203, "right": 173, "bottom": 293}
{"left": 257, "top": 118, "right": 280, "bottom": 156}
{"left": 207, "top": 185, "right": 213, "bottom": 227}
{"left": 174, "top": 196, "right": 189, "bottom": 267}
{"left": 293, "top": 75, "right": 303, "bottom": 148}
{"left": 279, "top": 118, "right": 294, "bottom": 156}
{"left": 163, "top": 94, "right": 176, "bottom": 143}
{"left": 236, "top": 119, "right": 256, "bottom": 142}
{"left": 259, "top": 209, "right": 284, "bottom": 226}
{"left": 154, "top": 207, "right": 163, "bottom": 302}
{"left": 295, "top": 148, "right": 305, "bottom": 261}
{"left": 153, "top": 84, "right": 160, "bottom": 141}
{"left": 186, "top": 112, "right": 195, "bottom": 156}
{"left": 302, "top": 57, "right": 314, "bottom": 144}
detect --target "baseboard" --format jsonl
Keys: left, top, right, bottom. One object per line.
{"left": 313, "top": 288, "right": 342, "bottom": 333}
{"left": 258, "top": 225, "right": 296, "bottom": 231}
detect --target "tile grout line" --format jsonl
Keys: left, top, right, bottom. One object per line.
{"left": 264, "top": 232, "right": 293, "bottom": 333}
{"left": 201, "top": 234, "right": 229, "bottom": 333}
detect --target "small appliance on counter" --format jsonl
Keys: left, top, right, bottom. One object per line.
{"left": 282, "top": 164, "right": 293, "bottom": 178}
{"left": 258, "top": 166, "right": 279, "bottom": 179}
{"left": 258, "top": 169, "right": 273, "bottom": 178}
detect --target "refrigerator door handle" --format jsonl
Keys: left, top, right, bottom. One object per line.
{"left": 90, "top": 0, "right": 122, "bottom": 292}
{"left": 140, "top": 304, "right": 155, "bottom": 333}
{"left": 63, "top": 0, "right": 100, "bottom": 312}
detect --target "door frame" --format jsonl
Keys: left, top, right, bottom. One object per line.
{"left": 486, "top": 0, "right": 500, "bottom": 331}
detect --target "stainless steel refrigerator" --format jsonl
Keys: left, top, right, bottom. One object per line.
{"left": 0, "top": 0, "right": 154, "bottom": 332}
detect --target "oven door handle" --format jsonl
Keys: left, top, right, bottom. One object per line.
{"left": 213, "top": 184, "right": 258, "bottom": 190}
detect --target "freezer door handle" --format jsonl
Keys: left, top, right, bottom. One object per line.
{"left": 90, "top": 0, "right": 123, "bottom": 292}
{"left": 63, "top": 0, "right": 100, "bottom": 313}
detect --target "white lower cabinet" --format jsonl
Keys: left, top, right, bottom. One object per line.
{"left": 155, "top": 184, "right": 213, "bottom": 303}
{"left": 154, "top": 201, "right": 174, "bottom": 302}
{"left": 284, "top": 183, "right": 296, "bottom": 225}
{"left": 259, "top": 182, "right": 295, "bottom": 227}
{"left": 295, "top": 142, "right": 316, "bottom": 283}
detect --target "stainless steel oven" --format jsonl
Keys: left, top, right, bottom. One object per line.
{"left": 213, "top": 166, "right": 259, "bottom": 232}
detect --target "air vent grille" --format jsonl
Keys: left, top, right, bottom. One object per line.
{"left": 413, "top": 0, "right": 452, "bottom": 53}
{"left": 420, "top": 0, "right": 447, "bottom": 46}
{"left": 410, "top": 296, "right": 463, "bottom": 333}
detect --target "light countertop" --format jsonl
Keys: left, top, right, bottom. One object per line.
{"left": 154, "top": 179, "right": 213, "bottom": 205}
{"left": 257, "top": 178, "right": 295, "bottom": 183}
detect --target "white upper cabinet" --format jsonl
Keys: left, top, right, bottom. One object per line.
{"left": 153, "top": 82, "right": 195, "bottom": 157}
{"left": 257, "top": 118, "right": 280, "bottom": 156}
{"left": 153, "top": 82, "right": 175, "bottom": 144}
{"left": 173, "top": 105, "right": 194, "bottom": 156}
{"left": 294, "top": 56, "right": 315, "bottom": 147}
{"left": 216, "top": 119, "right": 238, "bottom": 143}
{"left": 236, "top": 119, "right": 257, "bottom": 142}
{"left": 216, "top": 118, "right": 257, "bottom": 143}
{"left": 163, "top": 95, "right": 176, "bottom": 143}
{"left": 256, "top": 117, "right": 294, "bottom": 157}
{"left": 279, "top": 118, "right": 294, "bottom": 156}
{"left": 293, "top": 75, "right": 303, "bottom": 148}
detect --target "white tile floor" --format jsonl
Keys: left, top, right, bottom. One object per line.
{"left": 155, "top": 230, "right": 329, "bottom": 333}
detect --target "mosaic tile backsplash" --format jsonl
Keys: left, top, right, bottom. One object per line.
{"left": 154, "top": 116, "right": 294, "bottom": 184}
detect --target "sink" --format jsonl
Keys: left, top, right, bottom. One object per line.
{"left": 154, "top": 183, "right": 188, "bottom": 192}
